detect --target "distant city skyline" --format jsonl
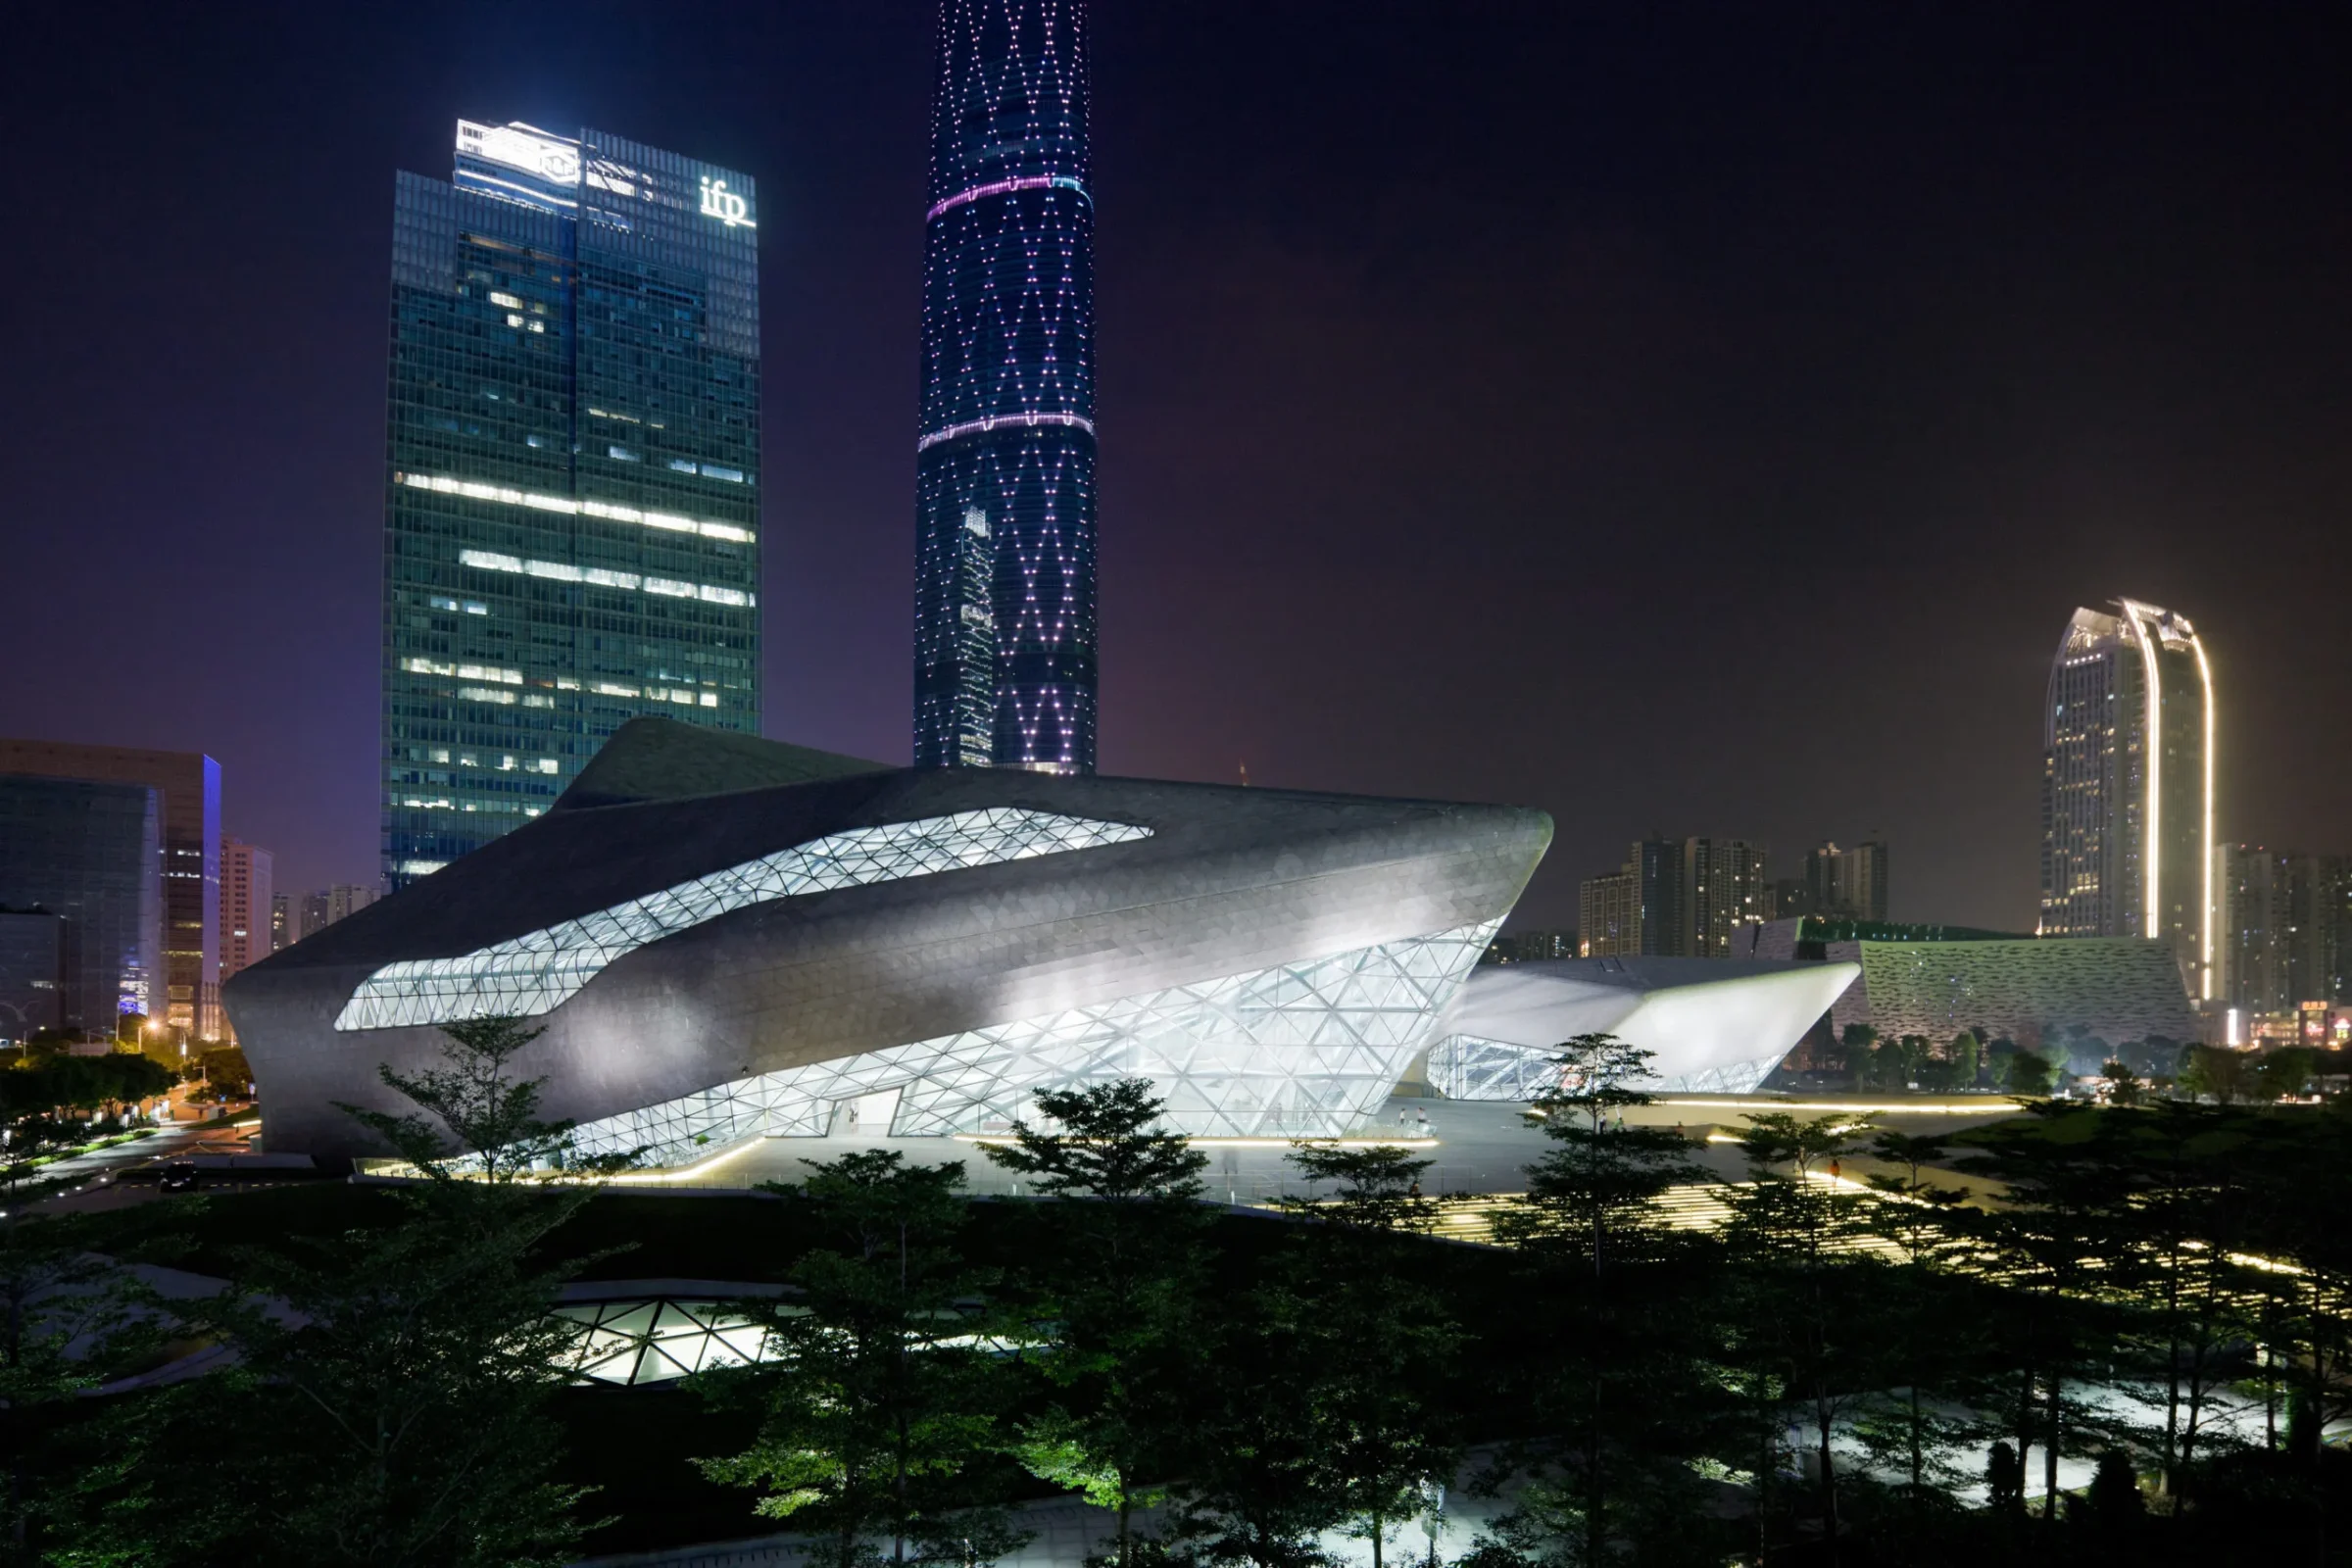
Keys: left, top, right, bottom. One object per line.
{"left": 1, "top": 6, "right": 2346, "bottom": 929}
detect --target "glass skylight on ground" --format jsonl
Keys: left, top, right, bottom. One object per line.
{"left": 335, "top": 808, "right": 1152, "bottom": 1031}
{"left": 557, "top": 1297, "right": 775, "bottom": 1386}
{"left": 563, "top": 919, "right": 1501, "bottom": 1165}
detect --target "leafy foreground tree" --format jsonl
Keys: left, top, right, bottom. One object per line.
{"left": 1719, "top": 1111, "right": 1882, "bottom": 1562}
{"left": 343, "top": 1013, "right": 640, "bottom": 1182}
{"left": 56, "top": 1016, "right": 619, "bottom": 1568}
{"left": 1283, "top": 1142, "right": 1440, "bottom": 1234}
{"left": 982, "top": 1081, "right": 1210, "bottom": 1568}
{"left": 1847, "top": 1132, "right": 1980, "bottom": 1545}
{"left": 1479, "top": 1035, "right": 1723, "bottom": 1568}
{"left": 0, "top": 1210, "right": 165, "bottom": 1567}
{"left": 696, "top": 1152, "right": 1018, "bottom": 1568}
{"left": 1189, "top": 1142, "right": 1461, "bottom": 1568}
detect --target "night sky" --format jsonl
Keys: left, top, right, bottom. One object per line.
{"left": 2, "top": 4, "right": 2346, "bottom": 932}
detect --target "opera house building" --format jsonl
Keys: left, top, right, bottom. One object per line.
{"left": 1428, "top": 956, "right": 1862, "bottom": 1100}
{"left": 226, "top": 721, "right": 1553, "bottom": 1167}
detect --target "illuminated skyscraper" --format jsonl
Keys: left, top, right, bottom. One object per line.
{"left": 2040, "top": 601, "right": 2215, "bottom": 998}
{"left": 913, "top": 0, "right": 1097, "bottom": 773}
{"left": 381, "top": 121, "right": 761, "bottom": 889}
{"left": 0, "top": 741, "right": 214, "bottom": 1035}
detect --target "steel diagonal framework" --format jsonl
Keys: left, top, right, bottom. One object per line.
{"left": 1427, "top": 1034, "right": 1788, "bottom": 1099}
{"left": 558, "top": 1297, "right": 775, "bottom": 1386}
{"left": 334, "top": 808, "right": 1152, "bottom": 1031}
{"left": 564, "top": 919, "right": 1502, "bottom": 1165}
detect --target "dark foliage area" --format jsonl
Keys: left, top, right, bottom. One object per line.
{"left": 20, "top": 1029, "right": 2352, "bottom": 1567}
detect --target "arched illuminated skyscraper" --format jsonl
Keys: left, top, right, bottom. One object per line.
{"left": 914, "top": 0, "right": 1096, "bottom": 774}
{"left": 2040, "top": 600, "right": 2216, "bottom": 999}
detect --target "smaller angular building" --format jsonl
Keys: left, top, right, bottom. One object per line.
{"left": 227, "top": 721, "right": 1550, "bottom": 1165}
{"left": 1736, "top": 917, "right": 2202, "bottom": 1050}
{"left": 1426, "top": 956, "right": 1860, "bottom": 1100}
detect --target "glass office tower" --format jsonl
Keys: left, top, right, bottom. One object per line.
{"left": 2040, "top": 600, "right": 2215, "bottom": 998}
{"left": 0, "top": 741, "right": 217, "bottom": 1034}
{"left": 0, "top": 775, "right": 161, "bottom": 1035}
{"left": 913, "top": 0, "right": 1098, "bottom": 773}
{"left": 382, "top": 121, "right": 761, "bottom": 889}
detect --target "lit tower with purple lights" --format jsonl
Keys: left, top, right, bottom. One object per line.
{"left": 913, "top": 0, "right": 1096, "bottom": 773}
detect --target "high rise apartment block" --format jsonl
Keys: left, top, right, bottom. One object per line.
{"left": 301, "top": 885, "right": 380, "bottom": 943}
{"left": 382, "top": 120, "right": 762, "bottom": 889}
{"left": 1578, "top": 837, "right": 1768, "bottom": 957}
{"left": 1578, "top": 867, "right": 1640, "bottom": 956}
{"left": 2040, "top": 602, "right": 2215, "bottom": 998}
{"left": 220, "top": 837, "right": 273, "bottom": 982}
{"left": 913, "top": 0, "right": 1099, "bottom": 773}
{"left": 1684, "top": 837, "right": 1769, "bottom": 958}
{"left": 1631, "top": 839, "right": 1686, "bottom": 956}
{"left": 0, "top": 741, "right": 217, "bottom": 1034}
{"left": 1802, "top": 840, "right": 1889, "bottom": 922}
{"left": 2215, "top": 845, "right": 2349, "bottom": 1018}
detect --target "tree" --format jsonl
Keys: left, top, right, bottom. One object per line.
{"left": 1283, "top": 1143, "right": 1437, "bottom": 1234}
{"left": 1269, "top": 1146, "right": 1458, "bottom": 1568}
{"left": 698, "top": 1152, "right": 1011, "bottom": 1568}
{"left": 2256, "top": 1047, "right": 2315, "bottom": 1102}
{"left": 339, "top": 1014, "right": 637, "bottom": 1184}
{"left": 1984, "top": 1441, "right": 2024, "bottom": 1519}
{"left": 2000, "top": 1051, "right": 2055, "bottom": 1099}
{"left": 1720, "top": 1112, "right": 1881, "bottom": 1558}
{"left": 1851, "top": 1132, "right": 1977, "bottom": 1533}
{"left": 982, "top": 1081, "right": 1209, "bottom": 1568}
{"left": 1162, "top": 1332, "right": 1345, "bottom": 1568}
{"left": 1885, "top": 1035, "right": 1933, "bottom": 1092}
{"left": 2075, "top": 1448, "right": 2143, "bottom": 1550}
{"left": 2175, "top": 1045, "right": 2250, "bottom": 1106}
{"left": 191, "top": 1043, "right": 254, "bottom": 1100}
{"left": 63, "top": 1047, "right": 615, "bottom": 1567}
{"left": 1837, "top": 1025, "right": 1879, "bottom": 1087}
{"left": 1949, "top": 1030, "right": 1984, "bottom": 1091}
{"left": 0, "top": 1211, "right": 158, "bottom": 1564}
{"left": 2101, "top": 1060, "right": 2144, "bottom": 1107}
{"left": 1486, "top": 1037, "right": 1718, "bottom": 1567}
{"left": 2100, "top": 1102, "right": 2257, "bottom": 1492}
{"left": 1962, "top": 1103, "right": 2138, "bottom": 1537}
{"left": 175, "top": 1196, "right": 595, "bottom": 1567}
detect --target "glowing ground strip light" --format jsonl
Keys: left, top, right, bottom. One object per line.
{"left": 333, "top": 809, "right": 1153, "bottom": 1031}
{"left": 456, "top": 550, "right": 751, "bottom": 607}
{"left": 915, "top": 410, "right": 1096, "bottom": 454}
{"left": 924, "top": 173, "right": 1090, "bottom": 223}
{"left": 396, "top": 472, "right": 755, "bottom": 543}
